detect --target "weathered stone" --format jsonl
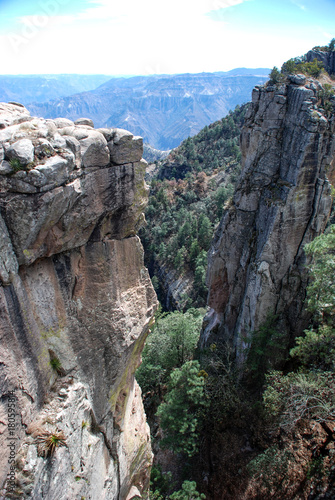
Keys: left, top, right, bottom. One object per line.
{"left": 288, "top": 73, "right": 307, "bottom": 85}
{"left": 0, "top": 102, "right": 155, "bottom": 500}
{"left": 63, "top": 135, "right": 81, "bottom": 168}
{"left": 50, "top": 134, "right": 67, "bottom": 150}
{"left": 97, "top": 127, "right": 114, "bottom": 142}
{"left": 6, "top": 138, "right": 34, "bottom": 165}
{"left": 0, "top": 102, "right": 32, "bottom": 129}
{"left": 80, "top": 130, "right": 110, "bottom": 167}
{"left": 53, "top": 117, "right": 74, "bottom": 129}
{"left": 34, "top": 139, "right": 55, "bottom": 159}
{"left": 203, "top": 79, "right": 335, "bottom": 363}
{"left": 0, "top": 213, "right": 18, "bottom": 284}
{"left": 34, "top": 155, "right": 70, "bottom": 188}
{"left": 0, "top": 160, "right": 12, "bottom": 175}
{"left": 75, "top": 117, "right": 94, "bottom": 128}
{"left": 26, "top": 168, "right": 47, "bottom": 187}
{"left": 108, "top": 129, "right": 143, "bottom": 165}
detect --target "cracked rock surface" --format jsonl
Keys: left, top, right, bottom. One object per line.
{"left": 202, "top": 77, "right": 335, "bottom": 360}
{"left": 0, "top": 103, "right": 157, "bottom": 499}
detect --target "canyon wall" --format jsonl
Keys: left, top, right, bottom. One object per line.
{"left": 0, "top": 103, "right": 157, "bottom": 499}
{"left": 202, "top": 75, "right": 335, "bottom": 358}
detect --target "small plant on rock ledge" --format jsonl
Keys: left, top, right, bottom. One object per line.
{"left": 36, "top": 430, "right": 67, "bottom": 457}
{"left": 9, "top": 158, "right": 25, "bottom": 173}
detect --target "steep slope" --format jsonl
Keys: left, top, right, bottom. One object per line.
{"left": 140, "top": 105, "right": 247, "bottom": 310}
{"left": 0, "top": 75, "right": 112, "bottom": 105}
{"left": 27, "top": 71, "right": 269, "bottom": 150}
{"left": 202, "top": 73, "right": 335, "bottom": 360}
{"left": 0, "top": 103, "right": 157, "bottom": 499}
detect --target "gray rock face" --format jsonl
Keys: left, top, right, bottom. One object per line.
{"left": 108, "top": 129, "right": 144, "bottom": 165}
{"left": 6, "top": 138, "right": 34, "bottom": 165}
{"left": 306, "top": 49, "right": 335, "bottom": 75}
{"left": 202, "top": 79, "right": 335, "bottom": 361}
{"left": 0, "top": 103, "right": 157, "bottom": 499}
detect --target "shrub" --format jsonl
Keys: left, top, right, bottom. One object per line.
{"left": 9, "top": 158, "right": 24, "bottom": 172}
{"left": 263, "top": 370, "right": 335, "bottom": 429}
{"left": 36, "top": 430, "right": 67, "bottom": 457}
{"left": 247, "top": 446, "right": 293, "bottom": 491}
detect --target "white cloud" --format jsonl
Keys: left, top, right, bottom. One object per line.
{"left": 0, "top": 0, "right": 322, "bottom": 75}
{"left": 290, "top": 0, "right": 307, "bottom": 11}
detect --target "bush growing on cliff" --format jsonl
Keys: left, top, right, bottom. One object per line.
{"left": 263, "top": 370, "right": 335, "bottom": 429}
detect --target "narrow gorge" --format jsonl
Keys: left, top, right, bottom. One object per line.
{"left": 0, "top": 46, "right": 334, "bottom": 500}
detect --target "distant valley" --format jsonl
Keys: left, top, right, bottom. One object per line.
{"left": 19, "top": 69, "right": 270, "bottom": 150}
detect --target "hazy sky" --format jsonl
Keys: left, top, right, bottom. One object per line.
{"left": 0, "top": 0, "right": 334, "bottom": 75}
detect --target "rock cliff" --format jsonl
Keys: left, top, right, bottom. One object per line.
{"left": 0, "top": 103, "right": 157, "bottom": 499}
{"left": 202, "top": 75, "right": 335, "bottom": 359}
{"left": 306, "top": 49, "right": 335, "bottom": 76}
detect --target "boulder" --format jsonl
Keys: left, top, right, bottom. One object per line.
{"left": 75, "top": 118, "right": 94, "bottom": 128}
{"left": 80, "top": 130, "right": 110, "bottom": 167}
{"left": 108, "top": 129, "right": 143, "bottom": 165}
{"left": 0, "top": 102, "right": 31, "bottom": 129}
{"left": 6, "top": 138, "right": 34, "bottom": 165}
{"left": 35, "top": 155, "right": 72, "bottom": 188}
{"left": 0, "top": 160, "right": 13, "bottom": 175}
{"left": 53, "top": 117, "right": 74, "bottom": 129}
{"left": 288, "top": 74, "right": 307, "bottom": 85}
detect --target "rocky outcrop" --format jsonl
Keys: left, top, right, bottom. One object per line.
{"left": 202, "top": 77, "right": 335, "bottom": 359}
{"left": 0, "top": 103, "right": 158, "bottom": 499}
{"left": 306, "top": 49, "right": 335, "bottom": 76}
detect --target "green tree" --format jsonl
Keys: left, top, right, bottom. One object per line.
{"left": 169, "top": 481, "right": 205, "bottom": 500}
{"left": 304, "top": 225, "right": 335, "bottom": 320}
{"left": 136, "top": 310, "right": 203, "bottom": 395}
{"left": 156, "top": 360, "right": 208, "bottom": 457}
{"left": 198, "top": 214, "right": 212, "bottom": 250}
{"left": 268, "top": 66, "right": 283, "bottom": 85}
{"left": 281, "top": 58, "right": 297, "bottom": 74}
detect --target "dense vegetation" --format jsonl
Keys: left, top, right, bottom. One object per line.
{"left": 140, "top": 104, "right": 248, "bottom": 309}
{"left": 138, "top": 226, "right": 335, "bottom": 499}
{"left": 139, "top": 47, "right": 335, "bottom": 497}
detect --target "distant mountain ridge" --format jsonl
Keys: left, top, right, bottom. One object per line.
{"left": 25, "top": 70, "right": 270, "bottom": 150}
{"left": 0, "top": 75, "right": 112, "bottom": 104}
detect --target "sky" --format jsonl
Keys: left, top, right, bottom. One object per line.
{"left": 0, "top": 0, "right": 334, "bottom": 75}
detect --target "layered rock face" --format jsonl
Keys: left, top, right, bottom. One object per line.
{"left": 0, "top": 103, "right": 157, "bottom": 499}
{"left": 202, "top": 76, "right": 335, "bottom": 358}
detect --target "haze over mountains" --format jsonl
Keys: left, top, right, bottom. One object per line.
{"left": 0, "top": 75, "right": 112, "bottom": 105}
{"left": 0, "top": 69, "right": 270, "bottom": 150}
